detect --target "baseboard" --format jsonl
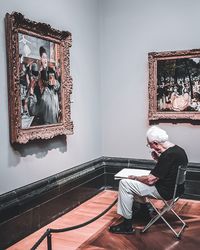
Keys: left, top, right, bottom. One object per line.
{"left": 0, "top": 157, "right": 105, "bottom": 249}
{"left": 1, "top": 156, "right": 200, "bottom": 249}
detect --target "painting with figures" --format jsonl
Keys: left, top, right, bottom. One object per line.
{"left": 5, "top": 12, "right": 73, "bottom": 143}
{"left": 157, "top": 58, "right": 200, "bottom": 113}
{"left": 148, "top": 48, "right": 200, "bottom": 122}
{"left": 18, "top": 33, "right": 62, "bottom": 128}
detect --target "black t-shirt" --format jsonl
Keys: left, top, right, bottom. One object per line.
{"left": 150, "top": 145, "right": 188, "bottom": 200}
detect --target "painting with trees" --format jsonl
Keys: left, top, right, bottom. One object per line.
{"left": 148, "top": 49, "right": 200, "bottom": 122}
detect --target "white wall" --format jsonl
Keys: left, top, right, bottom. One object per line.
{"left": 0, "top": 0, "right": 101, "bottom": 194}
{"left": 1, "top": 0, "right": 200, "bottom": 195}
{"left": 100, "top": 0, "right": 200, "bottom": 163}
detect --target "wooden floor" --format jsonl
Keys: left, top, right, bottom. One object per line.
{"left": 8, "top": 190, "right": 200, "bottom": 250}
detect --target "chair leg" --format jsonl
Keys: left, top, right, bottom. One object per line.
{"left": 142, "top": 200, "right": 187, "bottom": 238}
{"left": 168, "top": 208, "right": 187, "bottom": 237}
{"left": 142, "top": 213, "right": 162, "bottom": 233}
{"left": 170, "top": 208, "right": 186, "bottom": 225}
{"left": 142, "top": 200, "right": 168, "bottom": 233}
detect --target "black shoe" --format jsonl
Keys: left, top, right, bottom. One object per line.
{"left": 109, "top": 221, "right": 135, "bottom": 234}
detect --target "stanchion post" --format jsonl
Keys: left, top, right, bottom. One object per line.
{"left": 47, "top": 230, "right": 52, "bottom": 250}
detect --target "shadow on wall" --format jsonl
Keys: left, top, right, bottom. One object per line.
{"left": 8, "top": 135, "right": 67, "bottom": 167}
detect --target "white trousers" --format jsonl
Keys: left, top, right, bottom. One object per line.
{"left": 117, "top": 179, "right": 162, "bottom": 219}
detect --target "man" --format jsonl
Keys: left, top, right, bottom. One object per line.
{"left": 109, "top": 126, "right": 188, "bottom": 234}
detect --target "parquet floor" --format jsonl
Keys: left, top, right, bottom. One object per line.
{"left": 7, "top": 190, "right": 119, "bottom": 250}
{"left": 7, "top": 190, "right": 200, "bottom": 250}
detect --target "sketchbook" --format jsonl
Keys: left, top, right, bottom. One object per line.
{"left": 114, "top": 168, "right": 151, "bottom": 180}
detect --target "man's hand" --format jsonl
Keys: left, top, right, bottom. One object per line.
{"left": 49, "top": 74, "right": 56, "bottom": 86}
{"left": 128, "top": 175, "right": 137, "bottom": 180}
{"left": 127, "top": 174, "right": 159, "bottom": 186}
{"left": 151, "top": 151, "right": 159, "bottom": 162}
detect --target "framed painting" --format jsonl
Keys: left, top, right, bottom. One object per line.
{"left": 5, "top": 12, "right": 73, "bottom": 143}
{"left": 148, "top": 48, "right": 200, "bottom": 122}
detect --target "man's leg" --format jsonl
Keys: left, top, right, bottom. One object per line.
{"left": 109, "top": 179, "right": 161, "bottom": 234}
{"left": 132, "top": 201, "right": 154, "bottom": 221}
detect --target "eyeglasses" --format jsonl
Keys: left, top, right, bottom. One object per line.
{"left": 146, "top": 141, "right": 155, "bottom": 148}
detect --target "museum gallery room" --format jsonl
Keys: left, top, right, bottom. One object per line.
{"left": 1, "top": 0, "right": 200, "bottom": 249}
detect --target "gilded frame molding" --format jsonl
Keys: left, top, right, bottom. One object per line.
{"left": 5, "top": 12, "right": 73, "bottom": 143}
{"left": 148, "top": 48, "right": 200, "bottom": 122}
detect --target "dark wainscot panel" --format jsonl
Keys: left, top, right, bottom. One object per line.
{"left": 0, "top": 156, "right": 200, "bottom": 249}
{"left": 0, "top": 158, "right": 104, "bottom": 249}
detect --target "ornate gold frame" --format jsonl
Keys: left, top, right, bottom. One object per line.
{"left": 5, "top": 12, "right": 73, "bottom": 143}
{"left": 148, "top": 48, "right": 200, "bottom": 122}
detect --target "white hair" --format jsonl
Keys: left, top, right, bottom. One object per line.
{"left": 146, "top": 126, "right": 169, "bottom": 143}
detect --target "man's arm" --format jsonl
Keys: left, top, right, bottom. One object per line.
{"left": 128, "top": 174, "right": 159, "bottom": 186}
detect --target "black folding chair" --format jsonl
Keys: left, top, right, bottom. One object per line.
{"left": 142, "top": 165, "right": 188, "bottom": 238}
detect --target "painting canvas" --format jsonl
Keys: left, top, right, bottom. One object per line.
{"left": 19, "top": 33, "right": 62, "bottom": 128}
{"left": 157, "top": 58, "right": 200, "bottom": 112}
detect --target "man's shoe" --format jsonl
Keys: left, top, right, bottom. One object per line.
{"left": 109, "top": 221, "right": 135, "bottom": 234}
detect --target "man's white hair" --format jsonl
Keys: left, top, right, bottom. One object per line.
{"left": 146, "top": 126, "right": 169, "bottom": 143}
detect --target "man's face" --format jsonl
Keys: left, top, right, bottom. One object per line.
{"left": 147, "top": 140, "right": 160, "bottom": 153}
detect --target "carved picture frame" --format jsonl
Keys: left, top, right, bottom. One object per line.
{"left": 5, "top": 12, "right": 73, "bottom": 144}
{"left": 148, "top": 48, "right": 200, "bottom": 122}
